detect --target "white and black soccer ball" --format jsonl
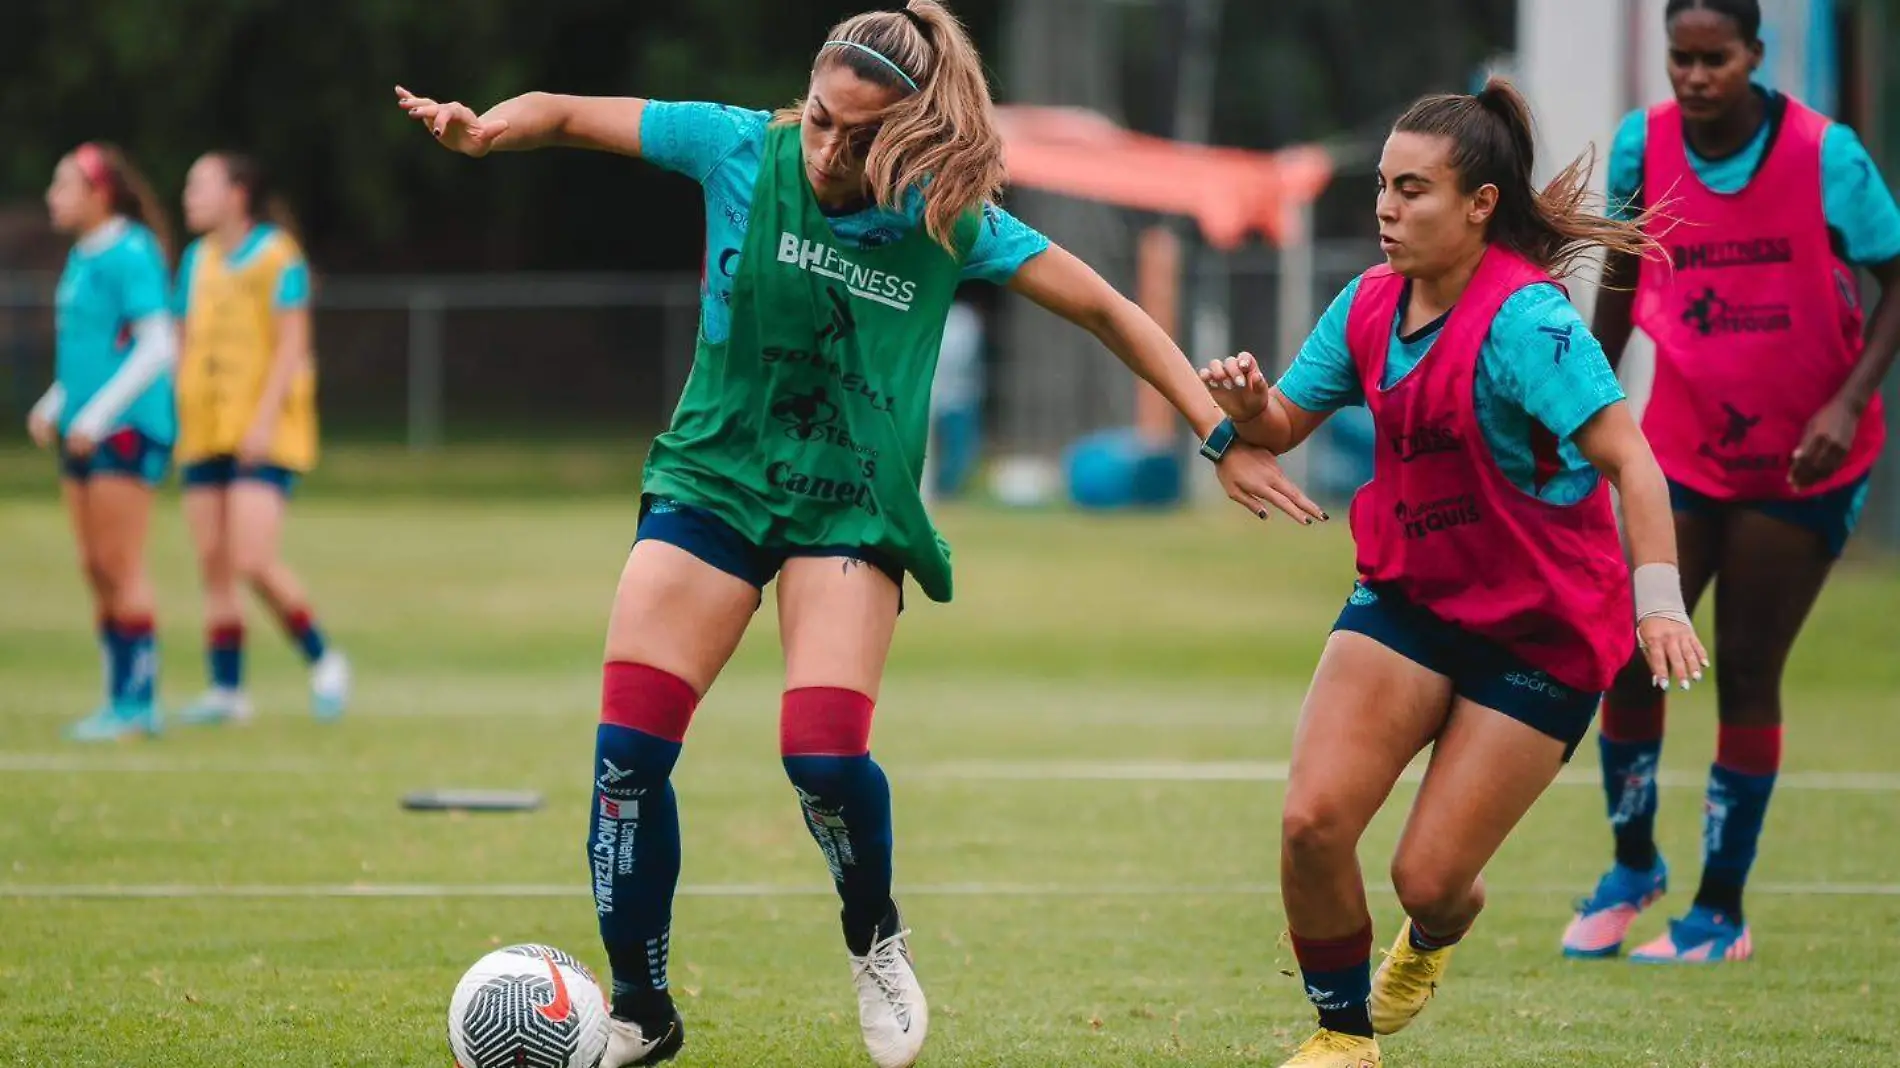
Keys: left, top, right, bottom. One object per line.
{"left": 448, "top": 944, "right": 610, "bottom": 1068}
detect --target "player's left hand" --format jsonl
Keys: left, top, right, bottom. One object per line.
{"left": 1790, "top": 397, "right": 1861, "bottom": 490}
{"left": 1638, "top": 615, "right": 1708, "bottom": 692}
{"left": 63, "top": 429, "right": 97, "bottom": 459}
{"left": 1216, "top": 441, "right": 1328, "bottom": 525}
{"left": 237, "top": 426, "right": 272, "bottom": 466}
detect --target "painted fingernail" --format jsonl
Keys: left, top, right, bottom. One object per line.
{"left": 1304, "top": 517, "right": 1314, "bottom": 526}
{"left": 1321, "top": 512, "right": 1331, "bottom": 521}
{"left": 1256, "top": 509, "right": 1268, "bottom": 520}
{"left": 1693, "top": 670, "right": 1703, "bottom": 681}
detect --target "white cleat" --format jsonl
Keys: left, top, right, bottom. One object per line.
{"left": 310, "top": 650, "right": 351, "bottom": 721}
{"left": 175, "top": 688, "right": 255, "bottom": 726}
{"left": 603, "top": 1012, "right": 684, "bottom": 1067}
{"left": 851, "top": 924, "right": 928, "bottom": 1068}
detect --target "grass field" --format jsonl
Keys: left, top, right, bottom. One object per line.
{"left": 2, "top": 449, "right": 1898, "bottom": 1066}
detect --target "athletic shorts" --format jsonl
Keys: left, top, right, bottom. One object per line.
{"left": 1333, "top": 581, "right": 1601, "bottom": 760}
{"left": 180, "top": 455, "right": 300, "bottom": 497}
{"left": 59, "top": 429, "right": 171, "bottom": 487}
{"left": 633, "top": 494, "right": 905, "bottom": 607}
{"left": 1668, "top": 476, "right": 1869, "bottom": 560}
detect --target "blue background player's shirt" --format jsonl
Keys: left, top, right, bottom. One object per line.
{"left": 55, "top": 219, "right": 176, "bottom": 444}
{"left": 1279, "top": 279, "right": 1625, "bottom": 506}
{"left": 1606, "top": 89, "right": 1900, "bottom": 267}
{"left": 172, "top": 223, "right": 312, "bottom": 315}
{"left": 641, "top": 101, "right": 1051, "bottom": 344}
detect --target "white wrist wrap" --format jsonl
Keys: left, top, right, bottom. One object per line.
{"left": 1634, "top": 563, "right": 1691, "bottom": 626}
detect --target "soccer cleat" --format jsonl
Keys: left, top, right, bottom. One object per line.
{"left": 1278, "top": 1029, "right": 1381, "bottom": 1067}
{"left": 1562, "top": 859, "right": 1669, "bottom": 959}
{"left": 602, "top": 1010, "right": 685, "bottom": 1066}
{"left": 65, "top": 702, "right": 161, "bottom": 742}
{"left": 1629, "top": 906, "right": 1752, "bottom": 963}
{"left": 1370, "top": 919, "right": 1453, "bottom": 1035}
{"left": 175, "top": 688, "right": 255, "bottom": 726}
{"left": 850, "top": 908, "right": 928, "bottom": 1068}
{"left": 310, "top": 650, "right": 351, "bottom": 721}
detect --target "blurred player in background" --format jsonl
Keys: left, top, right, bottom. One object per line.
{"left": 1202, "top": 78, "right": 1706, "bottom": 1067}
{"left": 397, "top": 1, "right": 1321, "bottom": 1064}
{"left": 27, "top": 143, "right": 178, "bottom": 741}
{"left": 1563, "top": 0, "right": 1900, "bottom": 965}
{"left": 170, "top": 152, "right": 350, "bottom": 726}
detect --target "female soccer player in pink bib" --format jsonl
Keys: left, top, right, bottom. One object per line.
{"left": 1202, "top": 78, "right": 1707, "bottom": 1067}
{"left": 1563, "top": 0, "right": 1900, "bottom": 965}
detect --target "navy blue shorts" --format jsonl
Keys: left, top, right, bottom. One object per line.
{"left": 1668, "top": 476, "right": 1869, "bottom": 559}
{"left": 59, "top": 429, "right": 171, "bottom": 486}
{"left": 1333, "top": 582, "right": 1601, "bottom": 760}
{"left": 634, "top": 495, "right": 905, "bottom": 606}
{"left": 180, "top": 455, "right": 300, "bottom": 497}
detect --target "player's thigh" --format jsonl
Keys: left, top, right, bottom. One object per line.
{"left": 228, "top": 481, "right": 291, "bottom": 578}
{"left": 1389, "top": 695, "right": 1571, "bottom": 905}
{"left": 1285, "top": 630, "right": 1452, "bottom": 847}
{"left": 604, "top": 539, "right": 759, "bottom": 696}
{"left": 81, "top": 475, "right": 157, "bottom": 580}
{"left": 182, "top": 486, "right": 230, "bottom": 573}
{"left": 776, "top": 553, "right": 902, "bottom": 699}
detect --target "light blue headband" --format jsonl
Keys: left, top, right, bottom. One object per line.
{"left": 822, "top": 40, "right": 920, "bottom": 92}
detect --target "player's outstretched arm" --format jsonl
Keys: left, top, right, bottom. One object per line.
{"left": 395, "top": 87, "right": 646, "bottom": 158}
{"left": 1009, "top": 242, "right": 1327, "bottom": 524}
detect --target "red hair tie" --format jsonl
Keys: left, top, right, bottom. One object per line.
{"left": 72, "top": 143, "right": 117, "bottom": 196}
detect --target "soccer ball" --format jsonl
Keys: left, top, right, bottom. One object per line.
{"left": 447, "top": 944, "right": 610, "bottom": 1068}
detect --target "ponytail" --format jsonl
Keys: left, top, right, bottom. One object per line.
{"left": 1394, "top": 76, "right": 1659, "bottom": 277}
{"left": 777, "top": 1, "right": 1006, "bottom": 253}
{"left": 74, "top": 142, "right": 176, "bottom": 263}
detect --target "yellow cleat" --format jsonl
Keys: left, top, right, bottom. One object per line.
{"left": 1370, "top": 919, "right": 1454, "bottom": 1035}
{"left": 1278, "top": 1029, "right": 1381, "bottom": 1067}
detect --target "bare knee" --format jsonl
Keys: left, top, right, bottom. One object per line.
{"left": 1282, "top": 795, "right": 1366, "bottom": 862}
{"left": 1391, "top": 855, "right": 1480, "bottom": 924}
{"left": 80, "top": 553, "right": 117, "bottom": 603}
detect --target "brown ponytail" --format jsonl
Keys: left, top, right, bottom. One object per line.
{"left": 74, "top": 142, "right": 176, "bottom": 263}
{"left": 776, "top": 1, "right": 1006, "bottom": 253}
{"left": 1395, "top": 76, "right": 1661, "bottom": 277}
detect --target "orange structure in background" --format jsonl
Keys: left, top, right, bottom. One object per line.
{"left": 995, "top": 105, "right": 1335, "bottom": 449}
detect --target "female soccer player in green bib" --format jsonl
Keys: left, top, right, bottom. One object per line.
{"left": 400, "top": 3, "right": 1320, "bottom": 1064}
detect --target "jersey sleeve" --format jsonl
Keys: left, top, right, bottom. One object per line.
{"left": 115, "top": 232, "right": 171, "bottom": 321}
{"left": 1820, "top": 124, "right": 1900, "bottom": 267}
{"left": 959, "top": 202, "right": 1051, "bottom": 284}
{"left": 171, "top": 240, "right": 200, "bottom": 317}
{"left": 1605, "top": 109, "right": 1648, "bottom": 222}
{"left": 275, "top": 255, "right": 312, "bottom": 311}
{"left": 1486, "top": 284, "right": 1625, "bottom": 439}
{"left": 1275, "top": 277, "right": 1367, "bottom": 412}
{"left": 639, "top": 101, "right": 770, "bottom": 184}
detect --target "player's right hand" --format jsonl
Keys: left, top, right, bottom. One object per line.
{"left": 1199, "top": 352, "right": 1271, "bottom": 424}
{"left": 395, "top": 86, "right": 509, "bottom": 157}
{"left": 26, "top": 412, "right": 55, "bottom": 449}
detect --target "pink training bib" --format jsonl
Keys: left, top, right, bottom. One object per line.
{"left": 1346, "top": 247, "right": 1633, "bottom": 693}
{"left": 1634, "top": 97, "right": 1882, "bottom": 500}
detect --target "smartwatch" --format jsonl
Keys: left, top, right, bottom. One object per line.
{"left": 1199, "top": 417, "right": 1237, "bottom": 463}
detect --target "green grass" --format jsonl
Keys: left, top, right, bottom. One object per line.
{"left": 2, "top": 457, "right": 1897, "bottom": 1066}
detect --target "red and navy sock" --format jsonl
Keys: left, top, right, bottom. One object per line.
{"left": 1290, "top": 924, "right": 1374, "bottom": 1037}
{"left": 1407, "top": 918, "right": 1468, "bottom": 952}
{"left": 275, "top": 605, "right": 328, "bottom": 665}
{"left": 106, "top": 615, "right": 158, "bottom": 707}
{"left": 1694, "top": 724, "right": 1781, "bottom": 922}
{"left": 208, "top": 622, "right": 245, "bottom": 691}
{"left": 1597, "top": 694, "right": 1665, "bottom": 871}
{"left": 780, "top": 687, "right": 895, "bottom": 955}
{"left": 591, "top": 662, "right": 694, "bottom": 1026}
